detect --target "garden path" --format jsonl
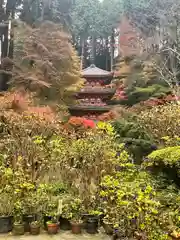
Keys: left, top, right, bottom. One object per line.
{"left": 0, "top": 231, "right": 110, "bottom": 240}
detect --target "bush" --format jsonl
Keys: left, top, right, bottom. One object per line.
{"left": 46, "top": 122, "right": 124, "bottom": 210}
{"left": 145, "top": 136, "right": 180, "bottom": 186}
{"left": 119, "top": 84, "right": 169, "bottom": 106}
{"left": 112, "top": 117, "right": 155, "bottom": 163}
{"left": 148, "top": 146, "right": 180, "bottom": 169}
{"left": 138, "top": 103, "right": 180, "bottom": 141}
{"left": 0, "top": 91, "right": 179, "bottom": 239}
{"left": 114, "top": 55, "right": 171, "bottom": 106}
{"left": 100, "top": 161, "right": 169, "bottom": 239}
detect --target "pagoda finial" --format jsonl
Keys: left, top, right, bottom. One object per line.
{"left": 90, "top": 64, "right": 96, "bottom": 68}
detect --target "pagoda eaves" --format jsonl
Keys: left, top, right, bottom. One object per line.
{"left": 68, "top": 64, "right": 115, "bottom": 119}
{"left": 82, "top": 64, "right": 113, "bottom": 78}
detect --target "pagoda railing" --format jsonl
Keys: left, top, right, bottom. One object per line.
{"left": 68, "top": 105, "right": 112, "bottom": 112}
{"left": 78, "top": 88, "right": 116, "bottom": 94}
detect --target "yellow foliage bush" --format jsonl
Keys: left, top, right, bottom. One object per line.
{"left": 138, "top": 103, "right": 180, "bottom": 141}
{"left": 148, "top": 146, "right": 180, "bottom": 167}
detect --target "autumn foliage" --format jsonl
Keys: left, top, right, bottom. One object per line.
{"left": 138, "top": 103, "right": 180, "bottom": 141}
{"left": 12, "top": 21, "right": 83, "bottom": 103}
{"left": 67, "top": 117, "right": 95, "bottom": 129}
{"left": 0, "top": 91, "right": 63, "bottom": 126}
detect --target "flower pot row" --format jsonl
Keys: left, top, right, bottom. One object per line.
{"left": 44, "top": 215, "right": 99, "bottom": 235}
{"left": 0, "top": 215, "right": 38, "bottom": 234}
{"left": 0, "top": 214, "right": 100, "bottom": 236}
{"left": 14, "top": 219, "right": 98, "bottom": 235}
{"left": 13, "top": 222, "right": 40, "bottom": 235}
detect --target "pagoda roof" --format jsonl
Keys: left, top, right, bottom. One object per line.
{"left": 82, "top": 64, "right": 113, "bottom": 78}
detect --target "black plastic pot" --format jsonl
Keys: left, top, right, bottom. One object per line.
{"left": 0, "top": 216, "right": 13, "bottom": 233}
{"left": 43, "top": 216, "right": 52, "bottom": 230}
{"left": 59, "top": 217, "right": 71, "bottom": 230}
{"left": 86, "top": 216, "right": 98, "bottom": 234}
{"left": 23, "top": 214, "right": 36, "bottom": 232}
{"left": 82, "top": 214, "right": 99, "bottom": 228}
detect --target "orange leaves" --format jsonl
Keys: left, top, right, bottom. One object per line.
{"left": 0, "top": 90, "right": 60, "bottom": 125}
{"left": 97, "top": 111, "right": 116, "bottom": 121}
{"left": 68, "top": 116, "right": 84, "bottom": 126}
{"left": 11, "top": 91, "right": 29, "bottom": 111}
{"left": 67, "top": 117, "right": 95, "bottom": 129}
{"left": 12, "top": 21, "right": 82, "bottom": 103}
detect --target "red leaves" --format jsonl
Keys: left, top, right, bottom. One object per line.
{"left": 83, "top": 118, "right": 96, "bottom": 128}
{"left": 68, "top": 117, "right": 95, "bottom": 129}
{"left": 67, "top": 111, "right": 116, "bottom": 127}
{"left": 142, "top": 94, "right": 180, "bottom": 107}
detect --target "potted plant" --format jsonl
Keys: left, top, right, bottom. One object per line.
{"left": 23, "top": 214, "right": 36, "bottom": 232}
{"left": 60, "top": 197, "right": 73, "bottom": 231}
{"left": 0, "top": 193, "right": 14, "bottom": 233}
{"left": 30, "top": 221, "right": 40, "bottom": 235}
{"left": 46, "top": 216, "right": 59, "bottom": 235}
{"left": 59, "top": 216, "right": 71, "bottom": 230}
{"left": 71, "top": 218, "right": 83, "bottom": 234}
{"left": 13, "top": 212, "right": 25, "bottom": 236}
{"left": 13, "top": 200, "right": 25, "bottom": 235}
{"left": 43, "top": 197, "right": 60, "bottom": 235}
{"left": 69, "top": 198, "right": 83, "bottom": 234}
{"left": 43, "top": 199, "right": 59, "bottom": 230}
{"left": 84, "top": 210, "right": 103, "bottom": 234}
{"left": 13, "top": 220, "right": 25, "bottom": 236}
{"left": 21, "top": 183, "right": 39, "bottom": 232}
{"left": 22, "top": 199, "right": 37, "bottom": 233}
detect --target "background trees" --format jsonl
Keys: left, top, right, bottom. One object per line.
{"left": 124, "top": 0, "right": 180, "bottom": 101}
{"left": 1, "top": 0, "right": 180, "bottom": 103}
{"left": 70, "top": 0, "right": 123, "bottom": 70}
{"left": 12, "top": 21, "right": 82, "bottom": 105}
{"left": 9, "top": 0, "right": 122, "bottom": 71}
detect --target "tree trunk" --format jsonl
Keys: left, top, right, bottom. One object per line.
{"left": 0, "top": 0, "right": 4, "bottom": 21}
{"left": 80, "top": 36, "right": 85, "bottom": 70}
{"left": 105, "top": 38, "right": 109, "bottom": 70}
{"left": 84, "top": 38, "right": 88, "bottom": 68}
{"left": 91, "top": 35, "right": 96, "bottom": 64}
{"left": 41, "top": 0, "right": 52, "bottom": 21}
{"left": 8, "top": 10, "right": 14, "bottom": 59}
{"left": 2, "top": 28, "right": 8, "bottom": 58}
{"left": 110, "top": 29, "right": 115, "bottom": 71}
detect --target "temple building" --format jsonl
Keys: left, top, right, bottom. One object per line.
{"left": 68, "top": 64, "right": 116, "bottom": 119}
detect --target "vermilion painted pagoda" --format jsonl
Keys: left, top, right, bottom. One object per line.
{"left": 68, "top": 64, "right": 116, "bottom": 119}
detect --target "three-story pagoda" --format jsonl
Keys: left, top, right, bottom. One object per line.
{"left": 68, "top": 64, "right": 115, "bottom": 119}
